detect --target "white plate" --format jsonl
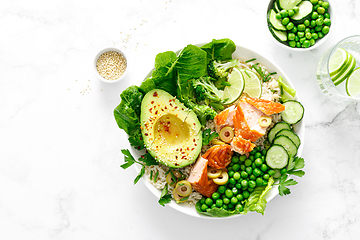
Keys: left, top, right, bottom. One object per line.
{"left": 134, "top": 44, "right": 305, "bottom": 218}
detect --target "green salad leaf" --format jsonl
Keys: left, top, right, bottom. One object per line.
{"left": 200, "top": 38, "right": 236, "bottom": 61}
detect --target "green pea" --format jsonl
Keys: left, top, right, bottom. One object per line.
{"left": 322, "top": 26, "right": 330, "bottom": 34}
{"left": 240, "top": 171, "right": 248, "bottom": 178}
{"left": 310, "top": 0, "right": 318, "bottom": 4}
{"left": 318, "top": 14, "right": 324, "bottom": 19}
{"left": 249, "top": 155, "right": 254, "bottom": 161}
{"left": 222, "top": 205, "right": 228, "bottom": 210}
{"left": 255, "top": 146, "right": 261, "bottom": 152}
{"left": 233, "top": 164, "right": 241, "bottom": 172}
{"left": 305, "top": 32, "right": 312, "bottom": 39}
{"left": 233, "top": 172, "right": 240, "bottom": 181}
{"left": 288, "top": 33, "right": 295, "bottom": 41}
{"left": 276, "top": 13, "right": 282, "bottom": 19}
{"left": 310, "top": 38, "right": 316, "bottom": 46}
{"left": 232, "top": 156, "right": 239, "bottom": 163}
{"left": 240, "top": 164, "right": 246, "bottom": 171}
{"left": 324, "top": 13, "right": 330, "bottom": 19}
{"left": 236, "top": 194, "right": 243, "bottom": 201}
{"left": 290, "top": 28, "right": 297, "bottom": 35}
{"left": 242, "top": 191, "right": 250, "bottom": 199}
{"left": 313, "top": 4, "right": 320, "bottom": 11}
{"left": 254, "top": 152, "right": 262, "bottom": 159}
{"left": 241, "top": 179, "right": 248, "bottom": 188}
{"left": 296, "top": 42, "right": 301, "bottom": 48}
{"left": 297, "top": 24, "right": 305, "bottom": 32}
{"left": 231, "top": 196, "right": 238, "bottom": 205}
{"left": 318, "top": 1, "right": 323, "bottom": 6}
{"left": 218, "top": 185, "right": 226, "bottom": 193}
{"left": 229, "top": 162, "right": 234, "bottom": 168}
{"left": 253, "top": 168, "right": 261, "bottom": 177}
{"left": 317, "top": 6, "right": 325, "bottom": 15}
{"left": 245, "top": 166, "right": 252, "bottom": 175}
{"left": 316, "top": 18, "right": 324, "bottom": 26}
{"left": 322, "top": 1, "right": 329, "bottom": 9}
{"left": 310, "top": 20, "right": 316, "bottom": 27}
{"left": 229, "top": 178, "right": 236, "bottom": 185}
{"left": 212, "top": 192, "right": 220, "bottom": 200}
{"left": 311, "top": 28, "right": 315, "bottom": 33}
{"left": 303, "top": 40, "right": 310, "bottom": 48}
{"left": 288, "top": 9, "right": 295, "bottom": 17}
{"left": 228, "top": 170, "right": 234, "bottom": 178}
{"left": 256, "top": 178, "right": 264, "bottom": 186}
{"left": 244, "top": 159, "right": 252, "bottom": 166}
{"left": 239, "top": 155, "right": 247, "bottom": 162}
{"left": 211, "top": 203, "right": 216, "bottom": 209}
{"left": 263, "top": 180, "right": 269, "bottom": 186}
{"left": 223, "top": 197, "right": 230, "bottom": 205}
{"left": 305, "top": 28, "right": 311, "bottom": 33}
{"left": 252, "top": 162, "right": 256, "bottom": 169}
{"left": 293, "top": 6, "right": 299, "bottom": 14}
{"left": 255, "top": 158, "right": 263, "bottom": 166}
{"left": 311, "top": 12, "right": 319, "bottom": 19}
{"left": 225, "top": 189, "right": 233, "bottom": 198}
{"left": 262, "top": 149, "right": 267, "bottom": 156}
{"left": 200, "top": 198, "right": 205, "bottom": 205}
{"left": 312, "top": 33, "right": 319, "bottom": 40}
{"left": 249, "top": 174, "right": 256, "bottom": 180}
{"left": 235, "top": 204, "right": 243, "bottom": 212}
{"left": 304, "top": 20, "right": 310, "bottom": 27}
{"left": 260, "top": 164, "right": 268, "bottom": 172}
{"left": 215, "top": 199, "right": 223, "bottom": 207}
{"left": 289, "top": 41, "right": 296, "bottom": 48}
{"left": 297, "top": 31, "right": 305, "bottom": 38}
{"left": 235, "top": 183, "right": 242, "bottom": 189}
{"left": 205, "top": 198, "right": 213, "bottom": 206}
{"left": 318, "top": 32, "right": 324, "bottom": 38}
{"left": 281, "top": 169, "right": 287, "bottom": 175}
{"left": 323, "top": 18, "right": 331, "bottom": 26}
{"left": 248, "top": 180, "right": 256, "bottom": 188}
{"left": 295, "top": 36, "right": 299, "bottom": 41}
{"left": 232, "top": 187, "right": 238, "bottom": 195}
{"left": 201, "top": 204, "right": 208, "bottom": 211}
{"left": 315, "top": 25, "right": 323, "bottom": 32}
{"left": 268, "top": 169, "right": 276, "bottom": 176}
{"left": 263, "top": 174, "right": 270, "bottom": 180}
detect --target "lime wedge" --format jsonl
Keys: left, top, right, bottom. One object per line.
{"left": 240, "top": 69, "right": 262, "bottom": 98}
{"left": 329, "top": 48, "right": 349, "bottom": 77}
{"left": 346, "top": 67, "right": 360, "bottom": 97}
{"left": 332, "top": 55, "right": 356, "bottom": 86}
{"left": 222, "top": 68, "right": 245, "bottom": 104}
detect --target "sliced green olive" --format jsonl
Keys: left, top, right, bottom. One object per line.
{"left": 213, "top": 171, "right": 229, "bottom": 185}
{"left": 219, "top": 127, "right": 234, "bottom": 143}
{"left": 258, "top": 116, "right": 272, "bottom": 127}
{"left": 166, "top": 171, "right": 181, "bottom": 187}
{"left": 173, "top": 188, "right": 189, "bottom": 203}
{"left": 175, "top": 180, "right": 192, "bottom": 197}
{"left": 211, "top": 139, "right": 226, "bottom": 145}
{"left": 207, "top": 167, "right": 222, "bottom": 179}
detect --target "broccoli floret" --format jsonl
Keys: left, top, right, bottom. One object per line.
{"left": 192, "top": 76, "right": 224, "bottom": 102}
{"left": 207, "top": 59, "right": 240, "bottom": 79}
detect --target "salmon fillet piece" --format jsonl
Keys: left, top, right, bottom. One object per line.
{"left": 233, "top": 101, "right": 267, "bottom": 142}
{"left": 244, "top": 97, "right": 285, "bottom": 115}
{"left": 213, "top": 105, "right": 236, "bottom": 133}
{"left": 202, "top": 145, "right": 233, "bottom": 169}
{"left": 230, "top": 136, "right": 256, "bottom": 155}
{"left": 187, "top": 157, "right": 218, "bottom": 198}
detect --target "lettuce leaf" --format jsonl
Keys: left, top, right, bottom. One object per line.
{"left": 242, "top": 177, "right": 275, "bottom": 215}
{"left": 200, "top": 38, "right": 236, "bottom": 61}
{"left": 114, "top": 85, "right": 145, "bottom": 149}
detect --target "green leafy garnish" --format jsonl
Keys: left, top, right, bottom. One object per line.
{"left": 120, "top": 149, "right": 158, "bottom": 184}
{"left": 277, "top": 174, "right": 298, "bottom": 196}
{"left": 287, "top": 156, "right": 305, "bottom": 177}
{"left": 158, "top": 184, "right": 172, "bottom": 206}
{"left": 202, "top": 128, "right": 219, "bottom": 145}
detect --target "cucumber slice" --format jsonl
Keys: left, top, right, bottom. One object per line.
{"left": 265, "top": 144, "right": 289, "bottom": 169}
{"left": 277, "top": 0, "right": 302, "bottom": 10}
{"left": 268, "top": 122, "right": 292, "bottom": 144}
{"left": 270, "top": 27, "right": 287, "bottom": 42}
{"left": 274, "top": 1, "right": 281, "bottom": 13}
{"left": 290, "top": 0, "right": 313, "bottom": 24}
{"left": 268, "top": 9, "right": 286, "bottom": 31}
{"left": 275, "top": 129, "right": 301, "bottom": 148}
{"left": 273, "top": 135, "right": 298, "bottom": 159}
{"left": 281, "top": 100, "right": 304, "bottom": 124}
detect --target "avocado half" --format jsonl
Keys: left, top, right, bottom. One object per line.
{"left": 140, "top": 89, "right": 202, "bottom": 168}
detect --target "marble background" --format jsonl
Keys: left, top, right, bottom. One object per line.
{"left": 1, "top": 0, "right": 360, "bottom": 239}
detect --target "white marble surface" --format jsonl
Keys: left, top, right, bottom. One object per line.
{"left": 1, "top": 0, "right": 360, "bottom": 239}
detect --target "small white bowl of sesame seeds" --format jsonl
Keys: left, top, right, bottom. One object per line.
{"left": 94, "top": 47, "right": 128, "bottom": 83}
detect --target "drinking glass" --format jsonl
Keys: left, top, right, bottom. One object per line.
{"left": 316, "top": 35, "right": 360, "bottom": 102}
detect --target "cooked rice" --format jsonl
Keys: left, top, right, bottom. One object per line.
{"left": 144, "top": 57, "right": 282, "bottom": 206}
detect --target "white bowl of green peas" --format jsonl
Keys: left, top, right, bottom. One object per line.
{"left": 267, "top": 0, "right": 332, "bottom": 50}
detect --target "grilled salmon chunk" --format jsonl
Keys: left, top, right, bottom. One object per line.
{"left": 187, "top": 157, "right": 218, "bottom": 198}
{"left": 202, "top": 145, "right": 233, "bottom": 169}
{"left": 244, "top": 97, "right": 285, "bottom": 115}
{"left": 213, "top": 105, "right": 236, "bottom": 133}
{"left": 230, "top": 136, "right": 256, "bottom": 155}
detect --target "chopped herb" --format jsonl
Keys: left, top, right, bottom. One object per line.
{"left": 153, "top": 170, "right": 159, "bottom": 183}
{"left": 150, "top": 170, "right": 153, "bottom": 181}
{"left": 277, "top": 174, "right": 298, "bottom": 196}
{"left": 170, "top": 171, "right": 177, "bottom": 182}
{"left": 202, "top": 128, "right": 219, "bottom": 146}
{"left": 245, "top": 58, "right": 256, "bottom": 63}
{"left": 244, "top": 69, "right": 251, "bottom": 78}
{"left": 158, "top": 184, "right": 172, "bottom": 206}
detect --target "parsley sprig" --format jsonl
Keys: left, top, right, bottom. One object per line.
{"left": 277, "top": 157, "right": 305, "bottom": 196}
{"left": 158, "top": 183, "right": 172, "bottom": 206}
{"left": 120, "top": 149, "right": 158, "bottom": 184}
{"left": 202, "top": 128, "right": 219, "bottom": 145}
